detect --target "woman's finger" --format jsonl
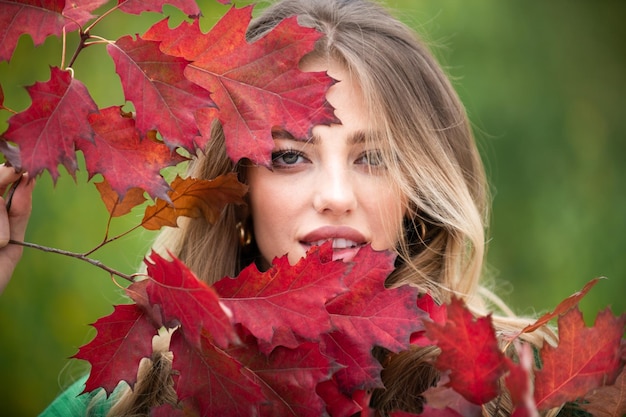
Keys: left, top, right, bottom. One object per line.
{"left": 0, "top": 164, "right": 21, "bottom": 196}
{"left": 8, "top": 173, "right": 34, "bottom": 238}
{"left": 0, "top": 171, "right": 33, "bottom": 246}
{"left": 0, "top": 197, "right": 9, "bottom": 247}
{"left": 0, "top": 172, "right": 33, "bottom": 294}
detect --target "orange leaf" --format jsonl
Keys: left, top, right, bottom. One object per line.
{"left": 517, "top": 277, "right": 604, "bottom": 336}
{"left": 141, "top": 173, "right": 247, "bottom": 230}
{"left": 95, "top": 179, "right": 147, "bottom": 217}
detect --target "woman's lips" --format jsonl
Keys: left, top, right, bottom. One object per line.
{"left": 300, "top": 227, "right": 367, "bottom": 261}
{"left": 309, "top": 237, "right": 360, "bottom": 249}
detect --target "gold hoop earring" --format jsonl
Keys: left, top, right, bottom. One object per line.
{"left": 236, "top": 221, "right": 252, "bottom": 247}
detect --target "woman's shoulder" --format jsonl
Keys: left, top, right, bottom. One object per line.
{"left": 555, "top": 405, "right": 594, "bottom": 417}
{"left": 38, "top": 375, "right": 115, "bottom": 417}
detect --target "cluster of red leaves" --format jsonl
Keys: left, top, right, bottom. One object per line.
{"left": 1, "top": 0, "right": 210, "bottom": 66}
{"left": 75, "top": 243, "right": 426, "bottom": 416}
{"left": 412, "top": 282, "right": 625, "bottom": 417}
{"left": 2, "top": 2, "right": 625, "bottom": 416}
{"left": 74, "top": 245, "right": 626, "bottom": 417}
{"left": 1, "top": 1, "right": 336, "bottom": 214}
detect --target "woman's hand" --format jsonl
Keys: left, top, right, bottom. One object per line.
{"left": 0, "top": 164, "right": 34, "bottom": 295}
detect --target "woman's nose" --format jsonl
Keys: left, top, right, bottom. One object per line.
{"left": 312, "top": 166, "right": 357, "bottom": 215}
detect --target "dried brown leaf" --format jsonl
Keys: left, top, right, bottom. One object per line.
{"left": 95, "top": 179, "right": 147, "bottom": 217}
{"left": 141, "top": 174, "right": 247, "bottom": 230}
{"left": 581, "top": 367, "right": 626, "bottom": 417}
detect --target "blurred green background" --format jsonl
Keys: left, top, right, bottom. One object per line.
{"left": 1, "top": 1, "right": 624, "bottom": 415}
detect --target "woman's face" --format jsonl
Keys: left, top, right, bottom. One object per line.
{"left": 247, "top": 60, "right": 405, "bottom": 266}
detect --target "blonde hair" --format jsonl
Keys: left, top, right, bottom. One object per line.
{"left": 110, "top": 0, "right": 557, "bottom": 415}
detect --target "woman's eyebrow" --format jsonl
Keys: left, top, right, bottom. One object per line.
{"left": 272, "top": 127, "right": 318, "bottom": 144}
{"left": 271, "top": 127, "right": 371, "bottom": 145}
{"left": 348, "top": 130, "right": 367, "bottom": 145}
{"left": 271, "top": 127, "right": 296, "bottom": 140}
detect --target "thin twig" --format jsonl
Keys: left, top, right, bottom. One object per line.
{"left": 66, "top": 30, "right": 91, "bottom": 69}
{"left": 9, "top": 239, "right": 134, "bottom": 282}
{"left": 4, "top": 176, "right": 22, "bottom": 212}
{"left": 83, "top": 3, "right": 122, "bottom": 34}
{"left": 84, "top": 223, "right": 143, "bottom": 257}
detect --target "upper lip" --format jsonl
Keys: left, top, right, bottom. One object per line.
{"left": 300, "top": 226, "right": 367, "bottom": 247}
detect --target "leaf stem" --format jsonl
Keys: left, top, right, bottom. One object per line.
{"left": 83, "top": 3, "right": 123, "bottom": 35}
{"left": 61, "top": 26, "right": 67, "bottom": 69}
{"left": 9, "top": 239, "right": 134, "bottom": 282}
{"left": 85, "top": 35, "right": 113, "bottom": 45}
{"left": 0, "top": 104, "right": 18, "bottom": 114}
{"left": 84, "top": 223, "right": 143, "bottom": 257}
{"left": 66, "top": 30, "right": 91, "bottom": 69}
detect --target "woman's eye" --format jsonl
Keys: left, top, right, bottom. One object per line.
{"left": 271, "top": 150, "right": 307, "bottom": 167}
{"left": 356, "top": 150, "right": 385, "bottom": 167}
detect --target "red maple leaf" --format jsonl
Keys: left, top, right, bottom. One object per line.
{"left": 534, "top": 306, "right": 625, "bottom": 410}
{"left": 144, "top": 250, "right": 239, "bottom": 350}
{"left": 0, "top": 0, "right": 98, "bottom": 62}
{"left": 170, "top": 330, "right": 264, "bottom": 417}
{"left": 504, "top": 342, "right": 539, "bottom": 417}
{"left": 322, "top": 246, "right": 423, "bottom": 393}
{"left": 62, "top": 1, "right": 109, "bottom": 25}
{"left": 229, "top": 331, "right": 336, "bottom": 417}
{"left": 316, "top": 379, "right": 362, "bottom": 417}
{"left": 214, "top": 243, "right": 348, "bottom": 354}
{"left": 411, "top": 292, "right": 447, "bottom": 346}
{"left": 107, "top": 35, "right": 215, "bottom": 151}
{"left": 115, "top": 0, "right": 202, "bottom": 16}
{"left": 72, "top": 303, "right": 157, "bottom": 395}
{"left": 76, "top": 106, "right": 185, "bottom": 200}
{"left": 424, "top": 297, "right": 508, "bottom": 405}
{"left": 2, "top": 66, "right": 97, "bottom": 180}
{"left": 143, "top": 5, "right": 338, "bottom": 166}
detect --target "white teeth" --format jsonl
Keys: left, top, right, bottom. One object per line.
{"left": 311, "top": 238, "right": 358, "bottom": 249}
{"left": 333, "top": 238, "right": 357, "bottom": 249}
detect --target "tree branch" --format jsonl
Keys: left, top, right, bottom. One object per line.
{"left": 9, "top": 239, "right": 134, "bottom": 282}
